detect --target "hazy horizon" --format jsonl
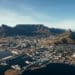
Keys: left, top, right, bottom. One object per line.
{"left": 0, "top": 0, "right": 75, "bottom": 30}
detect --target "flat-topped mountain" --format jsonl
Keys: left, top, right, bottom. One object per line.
{"left": 0, "top": 24, "right": 65, "bottom": 37}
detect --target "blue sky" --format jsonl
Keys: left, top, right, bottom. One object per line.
{"left": 0, "top": 0, "right": 75, "bottom": 30}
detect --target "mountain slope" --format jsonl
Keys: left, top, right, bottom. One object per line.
{"left": 0, "top": 24, "right": 65, "bottom": 37}
{"left": 49, "top": 30, "right": 75, "bottom": 44}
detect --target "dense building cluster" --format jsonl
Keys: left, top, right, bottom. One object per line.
{"left": 0, "top": 36, "right": 75, "bottom": 75}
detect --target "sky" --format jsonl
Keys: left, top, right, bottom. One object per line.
{"left": 0, "top": 0, "right": 75, "bottom": 30}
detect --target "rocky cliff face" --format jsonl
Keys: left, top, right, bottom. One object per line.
{"left": 0, "top": 24, "right": 65, "bottom": 37}
{"left": 50, "top": 30, "right": 75, "bottom": 44}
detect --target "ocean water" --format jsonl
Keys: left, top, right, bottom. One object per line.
{"left": 0, "top": 61, "right": 75, "bottom": 75}
{"left": 23, "top": 63, "right": 75, "bottom": 75}
{"left": 0, "top": 51, "right": 12, "bottom": 59}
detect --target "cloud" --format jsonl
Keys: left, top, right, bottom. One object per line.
{"left": 0, "top": 6, "right": 75, "bottom": 31}
{"left": 50, "top": 20, "right": 75, "bottom": 31}
{"left": 0, "top": 6, "right": 52, "bottom": 27}
{"left": 0, "top": 9, "right": 44, "bottom": 26}
{"left": 0, "top": 0, "right": 55, "bottom": 27}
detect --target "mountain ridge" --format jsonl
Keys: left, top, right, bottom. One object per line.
{"left": 0, "top": 24, "right": 66, "bottom": 37}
